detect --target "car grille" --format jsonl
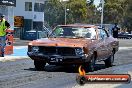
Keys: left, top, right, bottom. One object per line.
{"left": 39, "top": 46, "right": 76, "bottom": 56}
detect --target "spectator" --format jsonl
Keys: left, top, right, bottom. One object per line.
{"left": 112, "top": 23, "right": 120, "bottom": 38}
{"left": 0, "top": 14, "right": 10, "bottom": 57}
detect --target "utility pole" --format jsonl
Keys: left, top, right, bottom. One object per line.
{"left": 32, "top": 0, "right": 38, "bottom": 39}
{"left": 60, "top": 0, "right": 69, "bottom": 25}
{"left": 64, "top": 4, "right": 66, "bottom": 25}
{"left": 32, "top": 0, "right": 35, "bottom": 30}
{"left": 101, "top": 0, "right": 104, "bottom": 28}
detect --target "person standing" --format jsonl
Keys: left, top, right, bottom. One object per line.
{"left": 112, "top": 23, "right": 120, "bottom": 38}
{"left": 0, "top": 14, "right": 10, "bottom": 57}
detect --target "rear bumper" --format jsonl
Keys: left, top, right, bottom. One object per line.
{"left": 27, "top": 52, "right": 90, "bottom": 65}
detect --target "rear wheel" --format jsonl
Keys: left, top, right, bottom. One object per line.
{"left": 34, "top": 60, "right": 46, "bottom": 71}
{"left": 104, "top": 51, "right": 114, "bottom": 67}
{"left": 84, "top": 54, "right": 96, "bottom": 72}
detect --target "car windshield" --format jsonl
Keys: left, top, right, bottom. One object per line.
{"left": 49, "top": 26, "right": 96, "bottom": 39}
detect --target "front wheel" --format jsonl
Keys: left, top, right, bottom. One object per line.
{"left": 104, "top": 52, "right": 114, "bottom": 67}
{"left": 34, "top": 60, "right": 46, "bottom": 71}
{"left": 84, "top": 54, "right": 96, "bottom": 72}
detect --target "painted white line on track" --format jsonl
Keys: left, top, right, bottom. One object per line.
{"left": 13, "top": 46, "right": 27, "bottom": 49}
{"left": 119, "top": 47, "right": 132, "bottom": 50}
{"left": 0, "top": 56, "right": 30, "bottom": 62}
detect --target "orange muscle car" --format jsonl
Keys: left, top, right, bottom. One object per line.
{"left": 27, "top": 24, "right": 119, "bottom": 71}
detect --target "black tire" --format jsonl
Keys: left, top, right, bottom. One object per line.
{"left": 84, "top": 54, "right": 96, "bottom": 72}
{"left": 34, "top": 60, "right": 46, "bottom": 71}
{"left": 104, "top": 51, "right": 114, "bottom": 67}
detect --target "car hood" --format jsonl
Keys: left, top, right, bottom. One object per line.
{"left": 29, "top": 38, "right": 93, "bottom": 48}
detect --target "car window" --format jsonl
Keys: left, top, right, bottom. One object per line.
{"left": 54, "top": 27, "right": 63, "bottom": 35}
{"left": 98, "top": 29, "right": 108, "bottom": 39}
{"left": 50, "top": 26, "right": 97, "bottom": 39}
{"left": 85, "top": 28, "right": 96, "bottom": 39}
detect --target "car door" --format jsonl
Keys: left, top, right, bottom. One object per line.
{"left": 97, "top": 28, "right": 110, "bottom": 60}
{"left": 86, "top": 28, "right": 103, "bottom": 60}
{"left": 89, "top": 28, "right": 105, "bottom": 61}
{"left": 99, "top": 29, "right": 112, "bottom": 59}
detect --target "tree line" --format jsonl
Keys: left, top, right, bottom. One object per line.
{"left": 44, "top": 0, "right": 132, "bottom": 31}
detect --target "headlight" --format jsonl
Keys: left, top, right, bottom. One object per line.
{"left": 32, "top": 46, "right": 39, "bottom": 53}
{"left": 75, "top": 48, "right": 84, "bottom": 56}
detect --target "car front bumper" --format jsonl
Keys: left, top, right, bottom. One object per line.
{"left": 27, "top": 52, "right": 90, "bottom": 65}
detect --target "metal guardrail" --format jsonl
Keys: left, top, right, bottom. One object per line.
{"left": 42, "top": 24, "right": 52, "bottom": 34}
{"left": 36, "top": 25, "right": 52, "bottom": 38}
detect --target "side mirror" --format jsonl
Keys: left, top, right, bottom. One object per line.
{"left": 47, "top": 30, "right": 55, "bottom": 38}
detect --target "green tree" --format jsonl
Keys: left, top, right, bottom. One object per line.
{"left": 103, "top": 0, "right": 124, "bottom": 24}
{"left": 86, "top": 1, "right": 101, "bottom": 24}
{"left": 44, "top": 0, "right": 64, "bottom": 27}
{"left": 44, "top": 0, "right": 112, "bottom": 26}
{"left": 44, "top": 0, "right": 89, "bottom": 26}
{"left": 67, "top": 0, "right": 88, "bottom": 23}
{"left": 101, "top": 0, "right": 132, "bottom": 31}
{"left": 122, "top": 0, "right": 132, "bottom": 31}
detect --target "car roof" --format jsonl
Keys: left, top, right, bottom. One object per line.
{"left": 58, "top": 24, "right": 98, "bottom": 28}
